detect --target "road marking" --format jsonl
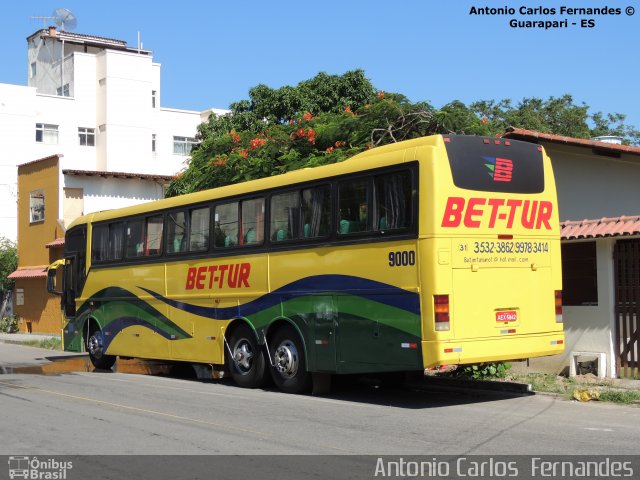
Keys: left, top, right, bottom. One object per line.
{"left": 584, "top": 427, "right": 614, "bottom": 432}
{"left": 0, "top": 378, "right": 353, "bottom": 453}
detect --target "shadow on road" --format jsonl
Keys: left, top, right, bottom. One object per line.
{"left": 2, "top": 355, "right": 530, "bottom": 409}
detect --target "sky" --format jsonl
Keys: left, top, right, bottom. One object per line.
{"left": 1, "top": 0, "right": 638, "bottom": 130}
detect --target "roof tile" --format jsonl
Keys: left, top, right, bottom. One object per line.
{"left": 561, "top": 216, "right": 640, "bottom": 240}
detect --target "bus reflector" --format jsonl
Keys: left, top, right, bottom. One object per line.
{"left": 555, "top": 290, "right": 563, "bottom": 323}
{"left": 551, "top": 339, "right": 564, "bottom": 345}
{"left": 434, "top": 295, "right": 450, "bottom": 331}
{"left": 444, "top": 347, "right": 462, "bottom": 353}
{"left": 401, "top": 343, "right": 418, "bottom": 349}
{"left": 498, "top": 234, "right": 513, "bottom": 240}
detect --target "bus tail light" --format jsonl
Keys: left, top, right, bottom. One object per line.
{"left": 434, "top": 295, "right": 450, "bottom": 331}
{"left": 555, "top": 290, "right": 563, "bottom": 323}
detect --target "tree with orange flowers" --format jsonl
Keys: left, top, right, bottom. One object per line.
{"left": 166, "top": 72, "right": 639, "bottom": 197}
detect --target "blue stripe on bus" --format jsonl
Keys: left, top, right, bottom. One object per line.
{"left": 137, "top": 274, "right": 421, "bottom": 319}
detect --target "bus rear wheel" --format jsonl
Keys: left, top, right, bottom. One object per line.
{"left": 227, "top": 323, "right": 267, "bottom": 388}
{"left": 269, "top": 325, "right": 311, "bottom": 394}
{"left": 87, "top": 327, "right": 116, "bottom": 370}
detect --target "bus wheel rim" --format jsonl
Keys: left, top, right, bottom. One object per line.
{"left": 233, "top": 339, "right": 254, "bottom": 373}
{"left": 274, "top": 340, "right": 298, "bottom": 378}
{"left": 88, "top": 332, "right": 104, "bottom": 359}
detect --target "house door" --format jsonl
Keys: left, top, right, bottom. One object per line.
{"left": 613, "top": 239, "right": 640, "bottom": 379}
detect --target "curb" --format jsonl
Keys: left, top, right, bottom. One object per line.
{"left": 410, "top": 376, "right": 533, "bottom": 395}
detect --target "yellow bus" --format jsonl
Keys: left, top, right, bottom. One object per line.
{"left": 48, "top": 134, "right": 564, "bottom": 393}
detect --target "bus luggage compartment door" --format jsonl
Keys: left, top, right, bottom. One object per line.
{"left": 451, "top": 265, "right": 554, "bottom": 340}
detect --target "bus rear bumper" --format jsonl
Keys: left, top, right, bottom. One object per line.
{"left": 422, "top": 332, "right": 565, "bottom": 368}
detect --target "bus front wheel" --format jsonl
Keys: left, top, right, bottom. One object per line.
{"left": 87, "top": 327, "right": 116, "bottom": 370}
{"left": 226, "top": 323, "right": 267, "bottom": 388}
{"left": 269, "top": 325, "right": 311, "bottom": 394}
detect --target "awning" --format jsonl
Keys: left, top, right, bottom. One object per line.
{"left": 561, "top": 216, "right": 640, "bottom": 240}
{"left": 45, "top": 238, "right": 65, "bottom": 248}
{"left": 8, "top": 266, "right": 48, "bottom": 279}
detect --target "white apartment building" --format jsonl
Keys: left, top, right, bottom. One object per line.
{"left": 0, "top": 26, "right": 226, "bottom": 241}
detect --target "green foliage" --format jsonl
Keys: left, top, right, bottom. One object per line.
{"left": 0, "top": 237, "right": 17, "bottom": 295}
{"left": 455, "top": 362, "right": 512, "bottom": 380}
{"left": 168, "top": 71, "right": 640, "bottom": 196}
{"left": 22, "top": 337, "right": 62, "bottom": 350}
{"left": 0, "top": 315, "right": 18, "bottom": 333}
{"left": 598, "top": 389, "right": 640, "bottom": 405}
{"left": 471, "top": 95, "right": 640, "bottom": 143}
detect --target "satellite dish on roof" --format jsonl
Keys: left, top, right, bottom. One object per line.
{"left": 53, "top": 8, "right": 77, "bottom": 31}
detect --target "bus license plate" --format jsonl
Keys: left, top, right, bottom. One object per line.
{"left": 496, "top": 310, "right": 517, "bottom": 322}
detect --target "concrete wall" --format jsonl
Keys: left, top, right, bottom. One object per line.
{"left": 61, "top": 174, "right": 166, "bottom": 219}
{"left": 527, "top": 238, "right": 616, "bottom": 376}
{"left": 549, "top": 144, "right": 640, "bottom": 221}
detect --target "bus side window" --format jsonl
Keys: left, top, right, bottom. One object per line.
{"left": 374, "top": 170, "right": 411, "bottom": 231}
{"left": 166, "top": 211, "right": 187, "bottom": 254}
{"left": 301, "top": 186, "right": 330, "bottom": 238}
{"left": 126, "top": 220, "right": 145, "bottom": 258}
{"left": 270, "top": 191, "right": 299, "bottom": 242}
{"left": 91, "top": 224, "right": 109, "bottom": 262}
{"left": 338, "top": 178, "right": 371, "bottom": 234}
{"left": 108, "top": 223, "right": 124, "bottom": 260}
{"left": 214, "top": 202, "right": 239, "bottom": 248}
{"left": 145, "top": 215, "right": 163, "bottom": 256}
{"left": 242, "top": 198, "right": 264, "bottom": 245}
{"left": 189, "top": 207, "right": 210, "bottom": 252}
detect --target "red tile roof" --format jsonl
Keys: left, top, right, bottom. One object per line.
{"left": 8, "top": 266, "right": 48, "bottom": 279}
{"left": 561, "top": 216, "right": 640, "bottom": 240}
{"left": 63, "top": 169, "right": 174, "bottom": 182}
{"left": 45, "top": 238, "right": 65, "bottom": 248}
{"left": 502, "top": 127, "right": 640, "bottom": 156}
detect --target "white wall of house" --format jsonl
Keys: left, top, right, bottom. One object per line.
{"left": 539, "top": 142, "right": 640, "bottom": 377}
{"left": 61, "top": 172, "right": 166, "bottom": 224}
{"left": 550, "top": 144, "right": 640, "bottom": 221}
{"left": 0, "top": 29, "right": 225, "bottom": 241}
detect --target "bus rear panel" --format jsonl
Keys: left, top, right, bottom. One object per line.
{"left": 421, "top": 134, "right": 563, "bottom": 368}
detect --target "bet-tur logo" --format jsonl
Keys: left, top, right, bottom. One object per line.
{"left": 483, "top": 156, "right": 514, "bottom": 182}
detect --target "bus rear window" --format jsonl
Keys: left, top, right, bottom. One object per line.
{"left": 444, "top": 135, "right": 544, "bottom": 194}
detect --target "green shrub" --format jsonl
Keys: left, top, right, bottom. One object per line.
{"left": 0, "top": 315, "right": 18, "bottom": 333}
{"left": 455, "top": 362, "right": 512, "bottom": 380}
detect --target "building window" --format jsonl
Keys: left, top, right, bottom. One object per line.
{"left": 56, "top": 83, "right": 70, "bottom": 97}
{"left": 152, "top": 90, "right": 157, "bottom": 108}
{"left": 152, "top": 134, "right": 156, "bottom": 153}
{"left": 30, "top": 190, "right": 45, "bottom": 223}
{"left": 35, "top": 123, "right": 58, "bottom": 144}
{"left": 78, "top": 127, "right": 95, "bottom": 146}
{"left": 562, "top": 241, "right": 598, "bottom": 306}
{"left": 173, "top": 136, "right": 197, "bottom": 155}
{"left": 30, "top": 62, "right": 36, "bottom": 78}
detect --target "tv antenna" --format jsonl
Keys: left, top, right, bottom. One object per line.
{"left": 52, "top": 8, "right": 77, "bottom": 31}
{"left": 31, "top": 15, "right": 56, "bottom": 30}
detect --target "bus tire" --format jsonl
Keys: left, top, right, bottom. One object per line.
{"left": 227, "top": 323, "right": 267, "bottom": 388}
{"left": 269, "top": 325, "right": 311, "bottom": 394}
{"left": 87, "top": 327, "right": 116, "bottom": 370}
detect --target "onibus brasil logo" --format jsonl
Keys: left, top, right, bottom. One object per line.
{"left": 483, "top": 156, "right": 514, "bottom": 182}
{"left": 8, "top": 456, "right": 72, "bottom": 479}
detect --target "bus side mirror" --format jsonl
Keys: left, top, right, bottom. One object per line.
{"left": 47, "top": 267, "right": 62, "bottom": 296}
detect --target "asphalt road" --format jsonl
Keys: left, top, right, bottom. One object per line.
{"left": 1, "top": 352, "right": 639, "bottom": 457}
